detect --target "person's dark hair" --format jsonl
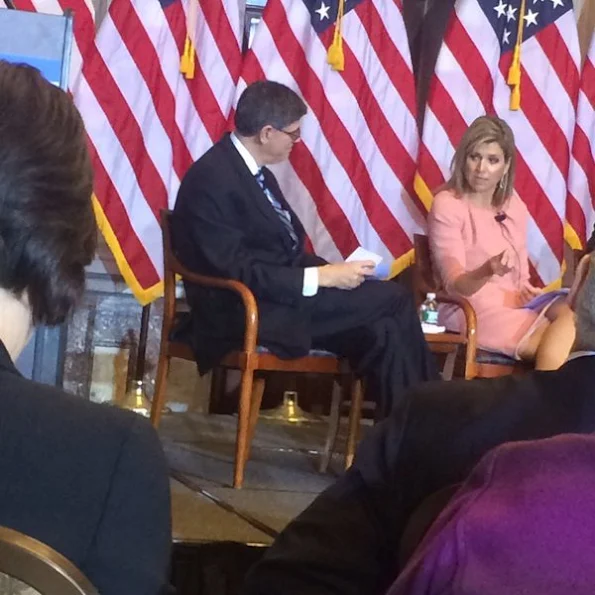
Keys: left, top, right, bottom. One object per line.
{"left": 0, "top": 61, "right": 96, "bottom": 325}
{"left": 234, "top": 80, "right": 307, "bottom": 136}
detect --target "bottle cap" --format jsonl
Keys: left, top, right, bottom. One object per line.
{"left": 427, "top": 292, "right": 436, "bottom": 300}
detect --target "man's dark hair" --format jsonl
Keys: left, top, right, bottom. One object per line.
{"left": 0, "top": 61, "right": 96, "bottom": 325}
{"left": 234, "top": 80, "right": 307, "bottom": 136}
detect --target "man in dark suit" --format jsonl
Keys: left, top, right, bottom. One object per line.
{"left": 0, "top": 61, "right": 171, "bottom": 594}
{"left": 172, "top": 81, "right": 438, "bottom": 418}
{"left": 242, "top": 256, "right": 595, "bottom": 595}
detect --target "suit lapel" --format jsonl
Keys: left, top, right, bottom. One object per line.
{"left": 220, "top": 135, "right": 304, "bottom": 253}
{"left": 220, "top": 136, "right": 285, "bottom": 233}
{"left": 261, "top": 167, "right": 305, "bottom": 253}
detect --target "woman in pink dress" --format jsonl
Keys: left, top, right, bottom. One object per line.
{"left": 427, "top": 116, "right": 575, "bottom": 370}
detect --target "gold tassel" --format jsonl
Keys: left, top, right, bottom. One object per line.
{"left": 180, "top": 36, "right": 190, "bottom": 75}
{"left": 180, "top": 0, "right": 197, "bottom": 79}
{"left": 327, "top": 0, "right": 345, "bottom": 71}
{"left": 507, "top": 0, "right": 526, "bottom": 110}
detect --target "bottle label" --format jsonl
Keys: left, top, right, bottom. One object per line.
{"left": 426, "top": 310, "right": 438, "bottom": 324}
{"left": 422, "top": 309, "right": 439, "bottom": 325}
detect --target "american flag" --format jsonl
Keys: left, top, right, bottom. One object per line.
{"left": 566, "top": 34, "right": 595, "bottom": 250}
{"left": 73, "top": 0, "right": 243, "bottom": 303}
{"left": 0, "top": 0, "right": 95, "bottom": 90}
{"left": 238, "top": 0, "right": 424, "bottom": 274}
{"left": 416, "top": 0, "right": 581, "bottom": 284}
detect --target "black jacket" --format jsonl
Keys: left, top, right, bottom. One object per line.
{"left": 243, "top": 356, "right": 595, "bottom": 595}
{"left": 0, "top": 341, "right": 171, "bottom": 594}
{"left": 172, "top": 134, "right": 326, "bottom": 371}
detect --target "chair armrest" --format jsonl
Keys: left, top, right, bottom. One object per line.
{"left": 175, "top": 262, "right": 259, "bottom": 354}
{"left": 435, "top": 292, "right": 477, "bottom": 337}
{"left": 436, "top": 292, "right": 478, "bottom": 377}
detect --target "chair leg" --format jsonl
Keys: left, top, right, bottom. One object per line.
{"left": 441, "top": 346, "right": 459, "bottom": 381}
{"left": 319, "top": 378, "right": 343, "bottom": 473}
{"left": 234, "top": 367, "right": 255, "bottom": 489}
{"left": 464, "top": 345, "right": 478, "bottom": 379}
{"left": 345, "top": 378, "right": 364, "bottom": 470}
{"left": 150, "top": 354, "right": 170, "bottom": 428}
{"left": 245, "top": 378, "right": 266, "bottom": 463}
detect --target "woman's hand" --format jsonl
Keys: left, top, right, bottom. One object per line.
{"left": 520, "top": 281, "right": 542, "bottom": 305}
{"left": 486, "top": 249, "right": 513, "bottom": 277}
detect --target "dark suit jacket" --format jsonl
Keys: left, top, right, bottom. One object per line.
{"left": 586, "top": 224, "right": 595, "bottom": 253}
{"left": 243, "top": 356, "right": 595, "bottom": 595}
{"left": 172, "top": 134, "right": 326, "bottom": 371}
{"left": 0, "top": 341, "right": 171, "bottom": 595}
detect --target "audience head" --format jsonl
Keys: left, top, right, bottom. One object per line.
{"left": 234, "top": 80, "right": 307, "bottom": 165}
{"left": 0, "top": 61, "right": 96, "bottom": 328}
{"left": 388, "top": 434, "right": 595, "bottom": 595}
{"left": 447, "top": 115, "right": 516, "bottom": 207}
{"left": 574, "top": 253, "right": 595, "bottom": 351}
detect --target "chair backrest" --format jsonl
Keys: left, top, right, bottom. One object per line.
{"left": 568, "top": 252, "right": 592, "bottom": 310}
{"left": 0, "top": 526, "right": 98, "bottom": 595}
{"left": 413, "top": 234, "right": 441, "bottom": 302}
{"left": 160, "top": 209, "right": 179, "bottom": 343}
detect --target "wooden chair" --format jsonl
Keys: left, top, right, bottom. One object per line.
{"left": 413, "top": 234, "right": 478, "bottom": 379}
{"left": 413, "top": 234, "right": 532, "bottom": 378}
{"left": 568, "top": 252, "right": 592, "bottom": 308}
{"left": 151, "top": 210, "right": 364, "bottom": 489}
{"left": 0, "top": 526, "right": 97, "bottom": 595}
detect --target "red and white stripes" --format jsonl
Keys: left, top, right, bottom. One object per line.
{"left": 567, "top": 35, "right": 595, "bottom": 249}
{"left": 73, "top": 0, "right": 243, "bottom": 302}
{"left": 238, "top": 0, "right": 424, "bottom": 271}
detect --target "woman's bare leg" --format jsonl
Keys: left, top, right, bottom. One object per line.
{"left": 517, "top": 301, "right": 576, "bottom": 371}
{"left": 534, "top": 302, "right": 575, "bottom": 370}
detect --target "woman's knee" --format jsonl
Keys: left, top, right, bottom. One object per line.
{"left": 546, "top": 301, "right": 574, "bottom": 322}
{"left": 517, "top": 322, "right": 549, "bottom": 361}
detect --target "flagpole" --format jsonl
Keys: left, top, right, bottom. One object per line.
{"left": 120, "top": 304, "right": 152, "bottom": 416}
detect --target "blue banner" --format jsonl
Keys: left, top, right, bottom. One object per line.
{"left": 0, "top": 8, "right": 73, "bottom": 89}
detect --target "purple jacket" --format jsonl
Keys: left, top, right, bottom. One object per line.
{"left": 388, "top": 434, "right": 595, "bottom": 595}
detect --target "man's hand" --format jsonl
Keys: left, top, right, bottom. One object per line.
{"left": 318, "top": 261, "right": 376, "bottom": 290}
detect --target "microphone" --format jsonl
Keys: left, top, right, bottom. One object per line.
{"left": 495, "top": 212, "right": 507, "bottom": 223}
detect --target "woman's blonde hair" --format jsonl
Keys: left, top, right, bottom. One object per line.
{"left": 444, "top": 115, "right": 516, "bottom": 208}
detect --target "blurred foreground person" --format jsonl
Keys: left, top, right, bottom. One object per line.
{"left": 0, "top": 61, "right": 171, "bottom": 595}
{"left": 242, "top": 254, "right": 595, "bottom": 595}
{"left": 389, "top": 434, "right": 595, "bottom": 595}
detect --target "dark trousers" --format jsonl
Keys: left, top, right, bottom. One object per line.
{"left": 308, "top": 281, "right": 438, "bottom": 419}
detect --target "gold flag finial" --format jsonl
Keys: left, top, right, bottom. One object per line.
{"left": 180, "top": 0, "right": 198, "bottom": 79}
{"left": 507, "top": 0, "right": 526, "bottom": 110}
{"left": 327, "top": 0, "right": 345, "bottom": 71}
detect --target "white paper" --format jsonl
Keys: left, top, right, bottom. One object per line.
{"left": 346, "top": 247, "right": 383, "bottom": 265}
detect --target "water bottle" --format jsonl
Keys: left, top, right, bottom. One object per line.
{"left": 419, "top": 292, "right": 439, "bottom": 326}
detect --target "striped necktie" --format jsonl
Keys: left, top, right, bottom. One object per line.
{"left": 255, "top": 169, "right": 298, "bottom": 249}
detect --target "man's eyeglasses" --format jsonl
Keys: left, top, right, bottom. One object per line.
{"left": 275, "top": 127, "right": 301, "bottom": 142}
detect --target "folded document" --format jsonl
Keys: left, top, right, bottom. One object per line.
{"left": 346, "top": 247, "right": 389, "bottom": 279}
{"left": 521, "top": 288, "right": 569, "bottom": 311}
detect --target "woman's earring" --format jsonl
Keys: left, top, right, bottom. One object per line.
{"left": 499, "top": 175, "right": 506, "bottom": 189}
